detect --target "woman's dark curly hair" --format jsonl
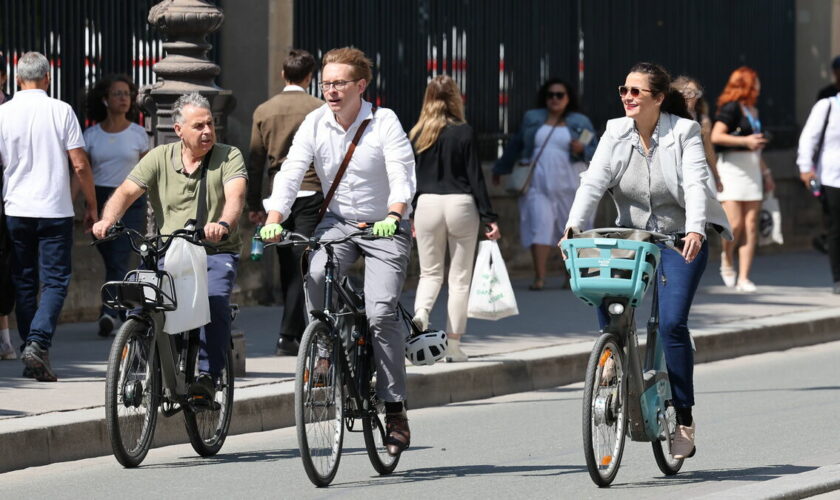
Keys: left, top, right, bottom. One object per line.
{"left": 536, "top": 78, "right": 580, "bottom": 116}
{"left": 85, "top": 74, "right": 140, "bottom": 123}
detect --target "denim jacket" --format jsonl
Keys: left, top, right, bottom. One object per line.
{"left": 493, "top": 109, "right": 598, "bottom": 175}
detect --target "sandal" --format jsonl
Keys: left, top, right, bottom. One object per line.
{"left": 529, "top": 278, "right": 545, "bottom": 291}
{"left": 719, "top": 267, "right": 736, "bottom": 288}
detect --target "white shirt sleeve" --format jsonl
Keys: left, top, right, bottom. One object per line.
{"left": 379, "top": 110, "right": 416, "bottom": 209}
{"left": 133, "top": 124, "right": 150, "bottom": 154}
{"left": 797, "top": 98, "right": 832, "bottom": 174}
{"left": 64, "top": 104, "right": 85, "bottom": 150}
{"left": 262, "top": 114, "right": 316, "bottom": 219}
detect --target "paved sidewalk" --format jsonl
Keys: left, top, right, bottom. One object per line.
{"left": 3, "top": 249, "right": 840, "bottom": 479}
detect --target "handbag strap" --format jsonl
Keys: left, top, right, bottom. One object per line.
{"left": 317, "top": 107, "right": 377, "bottom": 223}
{"left": 519, "top": 116, "right": 561, "bottom": 193}
{"left": 813, "top": 97, "right": 834, "bottom": 166}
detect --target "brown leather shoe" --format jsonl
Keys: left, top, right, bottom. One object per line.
{"left": 385, "top": 414, "right": 410, "bottom": 457}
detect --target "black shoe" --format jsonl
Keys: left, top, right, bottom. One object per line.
{"left": 275, "top": 337, "right": 300, "bottom": 356}
{"left": 188, "top": 373, "right": 219, "bottom": 410}
{"left": 22, "top": 366, "right": 35, "bottom": 379}
{"left": 813, "top": 235, "right": 828, "bottom": 255}
{"left": 21, "top": 342, "right": 57, "bottom": 382}
{"left": 98, "top": 314, "right": 116, "bottom": 337}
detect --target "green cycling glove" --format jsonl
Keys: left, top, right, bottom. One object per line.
{"left": 372, "top": 217, "right": 398, "bottom": 237}
{"left": 260, "top": 223, "right": 283, "bottom": 241}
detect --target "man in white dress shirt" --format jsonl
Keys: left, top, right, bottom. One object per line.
{"left": 261, "top": 47, "right": 416, "bottom": 457}
{"left": 798, "top": 91, "right": 840, "bottom": 292}
{"left": 0, "top": 52, "right": 98, "bottom": 381}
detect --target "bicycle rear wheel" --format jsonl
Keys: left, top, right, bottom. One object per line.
{"left": 296, "top": 320, "right": 344, "bottom": 487}
{"left": 184, "top": 341, "right": 234, "bottom": 456}
{"left": 105, "top": 318, "right": 161, "bottom": 468}
{"left": 652, "top": 403, "right": 684, "bottom": 475}
{"left": 582, "top": 333, "right": 627, "bottom": 487}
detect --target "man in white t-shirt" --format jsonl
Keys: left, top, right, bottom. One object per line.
{"left": 0, "top": 52, "right": 98, "bottom": 381}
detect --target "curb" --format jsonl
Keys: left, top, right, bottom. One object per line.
{"left": 4, "top": 308, "right": 840, "bottom": 475}
{"left": 698, "top": 463, "right": 840, "bottom": 499}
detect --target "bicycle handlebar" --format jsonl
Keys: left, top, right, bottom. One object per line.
{"left": 264, "top": 227, "right": 377, "bottom": 250}
{"left": 91, "top": 220, "right": 226, "bottom": 255}
{"left": 573, "top": 227, "right": 684, "bottom": 248}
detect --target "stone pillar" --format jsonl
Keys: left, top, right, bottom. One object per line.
{"left": 138, "top": 0, "right": 235, "bottom": 146}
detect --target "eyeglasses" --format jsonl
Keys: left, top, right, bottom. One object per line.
{"left": 618, "top": 86, "right": 653, "bottom": 97}
{"left": 547, "top": 91, "right": 567, "bottom": 100}
{"left": 319, "top": 79, "right": 360, "bottom": 91}
{"left": 109, "top": 90, "right": 131, "bottom": 98}
{"left": 681, "top": 90, "right": 703, "bottom": 99}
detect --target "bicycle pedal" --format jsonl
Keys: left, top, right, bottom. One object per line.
{"left": 189, "top": 395, "right": 221, "bottom": 412}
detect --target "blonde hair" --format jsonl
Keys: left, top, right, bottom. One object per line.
{"left": 322, "top": 47, "right": 372, "bottom": 82}
{"left": 409, "top": 75, "right": 465, "bottom": 153}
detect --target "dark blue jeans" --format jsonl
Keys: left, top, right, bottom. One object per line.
{"left": 598, "top": 241, "right": 708, "bottom": 408}
{"left": 5, "top": 216, "right": 74, "bottom": 350}
{"left": 95, "top": 186, "right": 146, "bottom": 319}
{"left": 200, "top": 253, "right": 239, "bottom": 377}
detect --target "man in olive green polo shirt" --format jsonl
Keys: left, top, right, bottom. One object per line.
{"left": 92, "top": 92, "right": 246, "bottom": 397}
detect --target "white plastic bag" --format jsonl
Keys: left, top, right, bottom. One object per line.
{"left": 758, "top": 191, "right": 784, "bottom": 246}
{"left": 163, "top": 238, "right": 211, "bottom": 333}
{"left": 467, "top": 240, "right": 519, "bottom": 320}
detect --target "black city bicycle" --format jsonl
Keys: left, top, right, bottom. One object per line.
{"left": 267, "top": 227, "right": 411, "bottom": 487}
{"left": 561, "top": 227, "right": 686, "bottom": 487}
{"left": 93, "top": 221, "right": 235, "bottom": 467}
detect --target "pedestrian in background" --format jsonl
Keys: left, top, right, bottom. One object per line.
{"left": 409, "top": 75, "right": 501, "bottom": 363}
{"left": 0, "top": 52, "right": 98, "bottom": 381}
{"left": 248, "top": 49, "right": 323, "bottom": 356}
{"left": 0, "top": 52, "right": 14, "bottom": 360}
{"left": 493, "top": 78, "right": 597, "bottom": 290}
{"left": 83, "top": 74, "right": 149, "bottom": 337}
{"left": 673, "top": 76, "right": 722, "bottom": 192}
{"left": 564, "top": 62, "right": 732, "bottom": 460}
{"left": 798, "top": 90, "right": 840, "bottom": 292}
{"left": 711, "top": 66, "right": 775, "bottom": 293}
{"left": 817, "top": 55, "right": 840, "bottom": 100}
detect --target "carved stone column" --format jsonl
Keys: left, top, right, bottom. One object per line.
{"left": 138, "top": 0, "right": 235, "bottom": 146}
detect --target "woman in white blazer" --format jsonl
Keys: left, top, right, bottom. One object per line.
{"left": 564, "top": 62, "right": 732, "bottom": 461}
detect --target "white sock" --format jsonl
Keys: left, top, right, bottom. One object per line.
{"left": 0, "top": 328, "right": 11, "bottom": 345}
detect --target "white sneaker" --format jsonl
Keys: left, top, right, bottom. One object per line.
{"left": 671, "top": 421, "right": 696, "bottom": 459}
{"left": 411, "top": 310, "right": 429, "bottom": 332}
{"left": 445, "top": 338, "right": 469, "bottom": 362}
{"left": 0, "top": 341, "right": 17, "bottom": 360}
{"left": 735, "top": 280, "right": 757, "bottom": 293}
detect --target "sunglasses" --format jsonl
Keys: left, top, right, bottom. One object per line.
{"left": 618, "top": 86, "right": 653, "bottom": 97}
{"left": 547, "top": 91, "right": 567, "bottom": 100}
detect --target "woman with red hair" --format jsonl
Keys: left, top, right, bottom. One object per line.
{"left": 711, "top": 67, "right": 775, "bottom": 292}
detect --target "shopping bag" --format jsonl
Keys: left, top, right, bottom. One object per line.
{"left": 505, "top": 162, "right": 535, "bottom": 196}
{"left": 163, "top": 237, "right": 211, "bottom": 333}
{"left": 758, "top": 191, "right": 784, "bottom": 246}
{"left": 467, "top": 241, "right": 519, "bottom": 320}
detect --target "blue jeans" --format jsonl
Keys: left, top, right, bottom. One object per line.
{"left": 598, "top": 241, "right": 708, "bottom": 408}
{"left": 201, "top": 253, "right": 239, "bottom": 377}
{"left": 5, "top": 216, "right": 74, "bottom": 350}
{"left": 95, "top": 186, "right": 146, "bottom": 318}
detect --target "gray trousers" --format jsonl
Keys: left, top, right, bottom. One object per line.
{"left": 305, "top": 215, "right": 412, "bottom": 402}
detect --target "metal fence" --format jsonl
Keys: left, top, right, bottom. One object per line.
{"left": 0, "top": 0, "right": 167, "bottom": 124}
{"left": 294, "top": 0, "right": 579, "bottom": 158}
{"left": 295, "top": 0, "right": 797, "bottom": 155}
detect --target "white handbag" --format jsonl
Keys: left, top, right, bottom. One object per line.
{"left": 758, "top": 191, "right": 784, "bottom": 246}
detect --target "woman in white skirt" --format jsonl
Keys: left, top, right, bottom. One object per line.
{"left": 409, "top": 76, "right": 501, "bottom": 362}
{"left": 493, "top": 79, "right": 598, "bottom": 290}
{"left": 711, "top": 67, "right": 775, "bottom": 292}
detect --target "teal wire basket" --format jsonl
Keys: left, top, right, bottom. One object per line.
{"left": 560, "top": 237, "right": 661, "bottom": 307}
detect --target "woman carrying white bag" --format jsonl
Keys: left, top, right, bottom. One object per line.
{"left": 409, "top": 76, "right": 502, "bottom": 362}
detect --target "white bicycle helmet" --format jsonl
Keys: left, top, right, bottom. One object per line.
{"left": 405, "top": 330, "right": 447, "bottom": 366}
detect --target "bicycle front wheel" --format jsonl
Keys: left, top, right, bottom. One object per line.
{"left": 363, "top": 405, "right": 400, "bottom": 475}
{"left": 652, "top": 403, "right": 684, "bottom": 475}
{"left": 184, "top": 342, "right": 234, "bottom": 457}
{"left": 582, "top": 333, "right": 627, "bottom": 487}
{"left": 296, "top": 320, "right": 344, "bottom": 487}
{"left": 105, "top": 318, "right": 161, "bottom": 468}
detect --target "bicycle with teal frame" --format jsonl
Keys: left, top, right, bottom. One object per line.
{"left": 561, "top": 227, "right": 685, "bottom": 487}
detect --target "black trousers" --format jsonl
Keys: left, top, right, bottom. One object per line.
{"left": 823, "top": 186, "right": 840, "bottom": 283}
{"left": 278, "top": 192, "right": 323, "bottom": 341}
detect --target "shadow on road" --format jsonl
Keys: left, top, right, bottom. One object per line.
{"left": 612, "top": 464, "right": 818, "bottom": 489}
{"left": 333, "top": 463, "right": 586, "bottom": 488}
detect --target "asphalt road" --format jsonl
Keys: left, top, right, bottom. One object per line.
{"left": 5, "top": 341, "right": 840, "bottom": 499}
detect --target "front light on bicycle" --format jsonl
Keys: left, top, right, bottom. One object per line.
{"left": 607, "top": 302, "right": 625, "bottom": 316}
